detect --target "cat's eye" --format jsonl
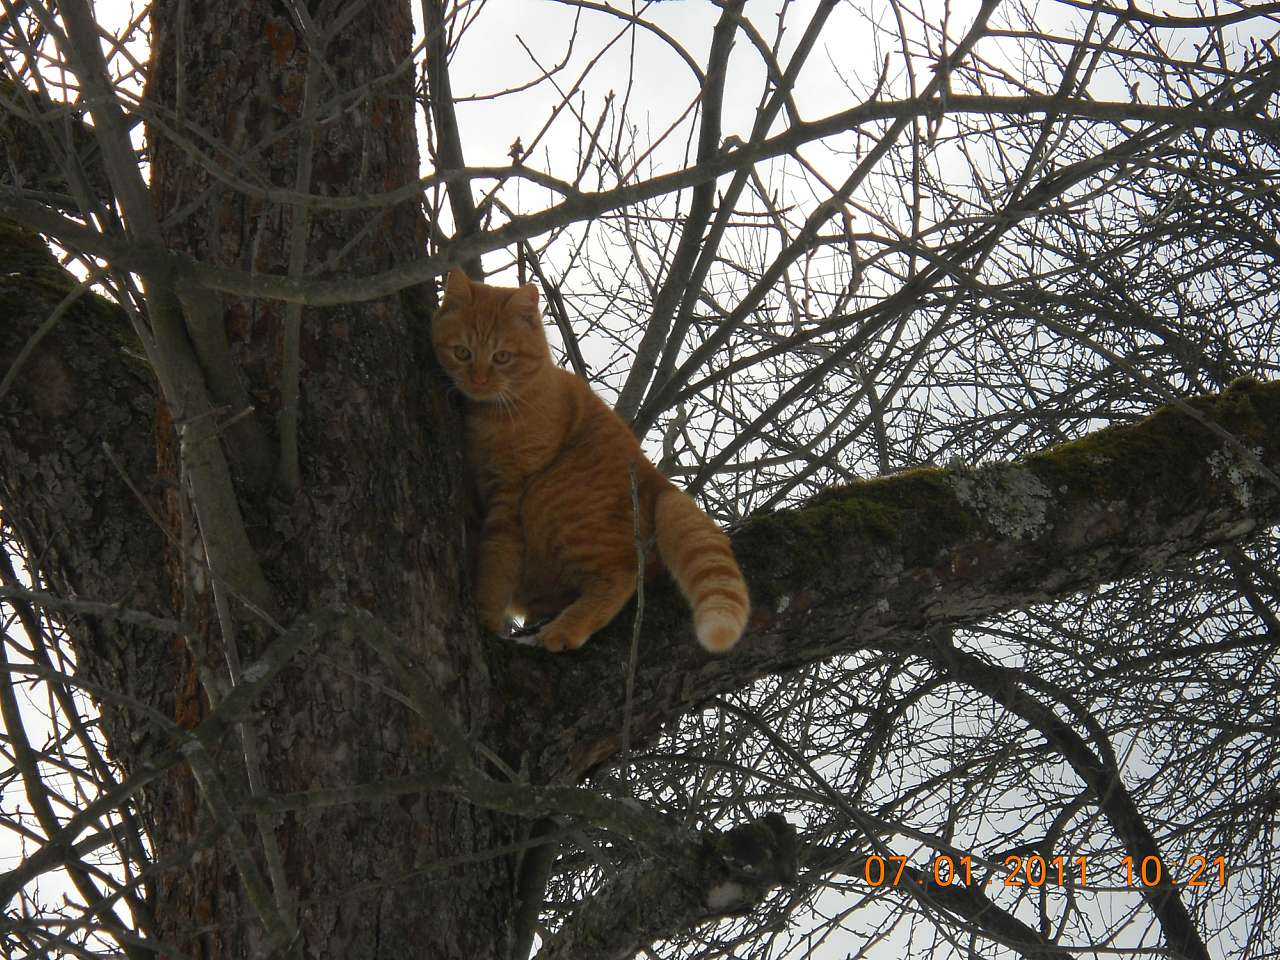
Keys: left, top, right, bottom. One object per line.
{"left": 453, "top": 346, "right": 471, "bottom": 361}
{"left": 493, "top": 350, "right": 512, "bottom": 365}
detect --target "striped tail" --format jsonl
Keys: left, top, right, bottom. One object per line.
{"left": 654, "top": 486, "right": 749, "bottom": 652}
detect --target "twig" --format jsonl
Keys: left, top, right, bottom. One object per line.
{"left": 620, "top": 465, "right": 645, "bottom": 785}
{"left": 0, "top": 585, "right": 193, "bottom": 635}
{"left": 277, "top": 40, "right": 323, "bottom": 497}
{"left": 517, "top": 238, "right": 588, "bottom": 377}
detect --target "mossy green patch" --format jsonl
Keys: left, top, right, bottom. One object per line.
{"left": 1026, "top": 379, "right": 1280, "bottom": 517}
{"left": 1219, "top": 377, "right": 1280, "bottom": 449}
{"left": 734, "top": 467, "right": 982, "bottom": 605}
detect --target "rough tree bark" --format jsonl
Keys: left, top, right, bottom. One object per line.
{"left": 140, "top": 0, "right": 521, "bottom": 955}
{"left": 2, "top": 3, "right": 1279, "bottom": 960}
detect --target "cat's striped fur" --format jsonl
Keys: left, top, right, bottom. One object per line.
{"left": 432, "top": 268, "right": 749, "bottom": 653}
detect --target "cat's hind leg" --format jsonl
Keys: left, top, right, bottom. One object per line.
{"left": 537, "top": 572, "right": 635, "bottom": 652}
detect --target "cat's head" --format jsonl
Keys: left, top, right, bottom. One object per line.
{"left": 432, "top": 268, "right": 551, "bottom": 403}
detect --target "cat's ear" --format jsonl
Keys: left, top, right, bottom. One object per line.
{"left": 509, "top": 283, "right": 540, "bottom": 324}
{"left": 443, "top": 267, "right": 473, "bottom": 306}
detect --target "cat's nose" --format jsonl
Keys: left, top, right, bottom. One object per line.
{"left": 472, "top": 370, "right": 490, "bottom": 386}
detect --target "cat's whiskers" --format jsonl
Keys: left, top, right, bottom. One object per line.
{"left": 498, "top": 389, "right": 524, "bottom": 423}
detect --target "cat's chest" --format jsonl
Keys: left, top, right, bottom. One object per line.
{"left": 465, "top": 409, "right": 563, "bottom": 486}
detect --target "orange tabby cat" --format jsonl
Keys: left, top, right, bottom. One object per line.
{"left": 432, "top": 268, "right": 749, "bottom": 653}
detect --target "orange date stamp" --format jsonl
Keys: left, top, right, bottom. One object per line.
{"left": 862, "top": 854, "right": 1227, "bottom": 889}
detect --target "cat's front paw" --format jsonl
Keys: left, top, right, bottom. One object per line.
{"left": 537, "top": 620, "right": 590, "bottom": 653}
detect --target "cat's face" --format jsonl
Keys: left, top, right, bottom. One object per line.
{"left": 432, "top": 269, "right": 550, "bottom": 403}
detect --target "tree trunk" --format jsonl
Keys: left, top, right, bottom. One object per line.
{"left": 142, "top": 1, "right": 522, "bottom": 954}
